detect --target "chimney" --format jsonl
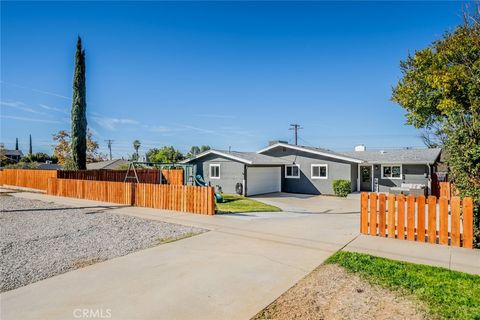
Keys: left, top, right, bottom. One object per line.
{"left": 354, "top": 144, "right": 366, "bottom": 152}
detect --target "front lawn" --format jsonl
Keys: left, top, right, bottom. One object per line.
{"left": 216, "top": 194, "right": 281, "bottom": 213}
{"left": 327, "top": 251, "right": 480, "bottom": 319}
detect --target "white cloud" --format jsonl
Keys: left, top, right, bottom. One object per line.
{"left": 92, "top": 116, "right": 139, "bottom": 131}
{"left": 1, "top": 115, "right": 61, "bottom": 123}
{"left": 0, "top": 100, "right": 47, "bottom": 115}
{"left": 39, "top": 104, "right": 68, "bottom": 114}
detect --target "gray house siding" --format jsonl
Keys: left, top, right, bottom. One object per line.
{"left": 373, "top": 164, "right": 430, "bottom": 193}
{"left": 261, "top": 147, "right": 354, "bottom": 195}
{"left": 190, "top": 154, "right": 245, "bottom": 194}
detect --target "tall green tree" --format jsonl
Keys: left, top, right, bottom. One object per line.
{"left": 392, "top": 5, "right": 480, "bottom": 246}
{"left": 15, "top": 138, "right": 18, "bottom": 151}
{"left": 132, "top": 140, "right": 141, "bottom": 161}
{"left": 70, "top": 36, "right": 87, "bottom": 170}
{"left": 28, "top": 134, "right": 32, "bottom": 155}
{"left": 186, "top": 145, "right": 210, "bottom": 158}
{"left": 146, "top": 146, "right": 184, "bottom": 163}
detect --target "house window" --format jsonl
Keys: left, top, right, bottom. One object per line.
{"left": 311, "top": 164, "right": 328, "bottom": 179}
{"left": 382, "top": 165, "right": 402, "bottom": 179}
{"left": 285, "top": 164, "right": 300, "bottom": 178}
{"left": 210, "top": 164, "right": 220, "bottom": 179}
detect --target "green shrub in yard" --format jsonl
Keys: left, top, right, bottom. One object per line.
{"left": 332, "top": 180, "right": 351, "bottom": 197}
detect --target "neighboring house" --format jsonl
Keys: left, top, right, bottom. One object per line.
{"left": 37, "top": 163, "right": 63, "bottom": 170}
{"left": 4, "top": 149, "right": 23, "bottom": 163}
{"left": 183, "top": 141, "right": 443, "bottom": 196}
{"left": 86, "top": 159, "right": 130, "bottom": 170}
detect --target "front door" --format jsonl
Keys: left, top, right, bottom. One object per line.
{"left": 360, "top": 166, "right": 372, "bottom": 191}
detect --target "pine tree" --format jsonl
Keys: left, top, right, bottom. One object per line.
{"left": 29, "top": 134, "right": 32, "bottom": 155}
{"left": 70, "top": 36, "right": 87, "bottom": 170}
{"left": 15, "top": 138, "right": 18, "bottom": 151}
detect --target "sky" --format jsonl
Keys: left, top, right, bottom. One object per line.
{"left": 0, "top": 1, "right": 465, "bottom": 158}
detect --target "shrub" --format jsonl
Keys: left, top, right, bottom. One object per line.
{"left": 333, "top": 179, "right": 351, "bottom": 197}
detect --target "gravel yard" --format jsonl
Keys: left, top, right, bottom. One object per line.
{"left": 253, "top": 264, "right": 426, "bottom": 320}
{"left": 0, "top": 193, "right": 206, "bottom": 292}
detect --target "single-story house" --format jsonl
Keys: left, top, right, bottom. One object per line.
{"left": 4, "top": 149, "right": 23, "bottom": 163}
{"left": 182, "top": 141, "right": 442, "bottom": 196}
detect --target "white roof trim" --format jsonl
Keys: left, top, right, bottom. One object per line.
{"left": 181, "top": 150, "right": 253, "bottom": 164}
{"left": 257, "top": 143, "right": 364, "bottom": 164}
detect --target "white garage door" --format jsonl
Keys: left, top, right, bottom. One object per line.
{"left": 246, "top": 167, "right": 281, "bottom": 196}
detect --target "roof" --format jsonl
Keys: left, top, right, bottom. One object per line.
{"left": 257, "top": 143, "right": 364, "bottom": 164}
{"left": 181, "top": 149, "right": 289, "bottom": 165}
{"left": 340, "top": 148, "right": 442, "bottom": 164}
{"left": 37, "top": 163, "right": 63, "bottom": 170}
{"left": 86, "top": 159, "right": 130, "bottom": 170}
{"left": 4, "top": 149, "right": 23, "bottom": 157}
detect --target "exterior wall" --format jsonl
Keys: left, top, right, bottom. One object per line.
{"left": 373, "top": 164, "right": 430, "bottom": 194}
{"left": 190, "top": 154, "right": 245, "bottom": 194}
{"left": 261, "top": 147, "right": 354, "bottom": 195}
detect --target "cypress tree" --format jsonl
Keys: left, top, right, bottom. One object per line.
{"left": 29, "top": 135, "right": 32, "bottom": 155}
{"left": 15, "top": 138, "right": 18, "bottom": 151}
{"left": 70, "top": 36, "right": 87, "bottom": 170}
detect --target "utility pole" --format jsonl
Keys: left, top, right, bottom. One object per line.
{"left": 105, "top": 139, "right": 113, "bottom": 160}
{"left": 289, "top": 124, "right": 303, "bottom": 145}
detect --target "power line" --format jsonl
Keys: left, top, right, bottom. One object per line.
{"left": 104, "top": 139, "right": 114, "bottom": 160}
{"left": 289, "top": 124, "right": 303, "bottom": 146}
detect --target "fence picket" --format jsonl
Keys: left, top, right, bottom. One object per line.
{"left": 450, "top": 197, "right": 461, "bottom": 247}
{"left": 378, "top": 193, "right": 386, "bottom": 237}
{"left": 369, "top": 193, "right": 377, "bottom": 236}
{"left": 463, "top": 198, "right": 473, "bottom": 249}
{"left": 387, "top": 194, "right": 396, "bottom": 238}
{"left": 360, "top": 193, "right": 369, "bottom": 234}
{"left": 439, "top": 197, "right": 448, "bottom": 245}
{"left": 397, "top": 194, "right": 406, "bottom": 240}
{"left": 417, "top": 195, "right": 426, "bottom": 242}
{"left": 428, "top": 196, "right": 437, "bottom": 244}
{"left": 407, "top": 194, "right": 415, "bottom": 241}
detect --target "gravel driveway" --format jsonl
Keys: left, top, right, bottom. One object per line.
{"left": 0, "top": 193, "right": 206, "bottom": 292}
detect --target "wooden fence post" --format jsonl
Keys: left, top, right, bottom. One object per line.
{"left": 439, "top": 197, "right": 449, "bottom": 245}
{"left": 360, "top": 193, "right": 369, "bottom": 234}
{"left": 369, "top": 193, "right": 378, "bottom": 236}
{"left": 417, "top": 195, "right": 426, "bottom": 242}
{"left": 378, "top": 193, "right": 386, "bottom": 237}
{"left": 387, "top": 194, "right": 396, "bottom": 238}
{"left": 462, "top": 197, "right": 473, "bottom": 249}
{"left": 406, "top": 194, "right": 415, "bottom": 241}
{"left": 427, "top": 196, "right": 437, "bottom": 244}
{"left": 397, "top": 194, "right": 405, "bottom": 240}
{"left": 450, "top": 197, "right": 461, "bottom": 247}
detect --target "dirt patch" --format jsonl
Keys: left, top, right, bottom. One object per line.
{"left": 253, "top": 264, "right": 426, "bottom": 320}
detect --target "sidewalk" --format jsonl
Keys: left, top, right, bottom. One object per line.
{"left": 1, "top": 191, "right": 359, "bottom": 320}
{"left": 344, "top": 235, "right": 480, "bottom": 275}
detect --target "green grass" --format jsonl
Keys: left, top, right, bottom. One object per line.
{"left": 216, "top": 194, "right": 282, "bottom": 213}
{"left": 326, "top": 251, "right": 480, "bottom": 320}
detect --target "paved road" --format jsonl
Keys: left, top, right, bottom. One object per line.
{"left": 1, "top": 192, "right": 359, "bottom": 320}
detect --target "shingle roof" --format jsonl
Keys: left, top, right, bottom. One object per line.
{"left": 86, "top": 159, "right": 130, "bottom": 170}
{"left": 339, "top": 148, "right": 442, "bottom": 164}
{"left": 5, "top": 149, "right": 23, "bottom": 157}
{"left": 182, "top": 149, "right": 289, "bottom": 165}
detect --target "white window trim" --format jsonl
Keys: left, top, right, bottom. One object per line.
{"left": 311, "top": 164, "right": 328, "bottom": 179}
{"left": 285, "top": 164, "right": 300, "bottom": 179}
{"left": 381, "top": 164, "right": 402, "bottom": 180}
{"left": 209, "top": 164, "right": 221, "bottom": 179}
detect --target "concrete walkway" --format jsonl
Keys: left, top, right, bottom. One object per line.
{"left": 1, "top": 192, "right": 359, "bottom": 320}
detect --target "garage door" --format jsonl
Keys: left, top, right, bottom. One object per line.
{"left": 246, "top": 167, "right": 281, "bottom": 196}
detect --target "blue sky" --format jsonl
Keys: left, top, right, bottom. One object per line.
{"left": 1, "top": 1, "right": 464, "bottom": 158}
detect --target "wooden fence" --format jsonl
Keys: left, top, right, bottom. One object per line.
{"left": 135, "top": 183, "right": 215, "bottom": 215}
{"left": 47, "top": 178, "right": 133, "bottom": 205}
{"left": 47, "top": 178, "right": 215, "bottom": 215}
{"left": 57, "top": 169, "right": 184, "bottom": 185}
{"left": 360, "top": 193, "right": 473, "bottom": 248}
{"left": 0, "top": 169, "right": 57, "bottom": 191}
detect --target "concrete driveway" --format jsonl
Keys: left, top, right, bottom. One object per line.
{"left": 1, "top": 192, "right": 360, "bottom": 320}
{"left": 251, "top": 192, "right": 360, "bottom": 214}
